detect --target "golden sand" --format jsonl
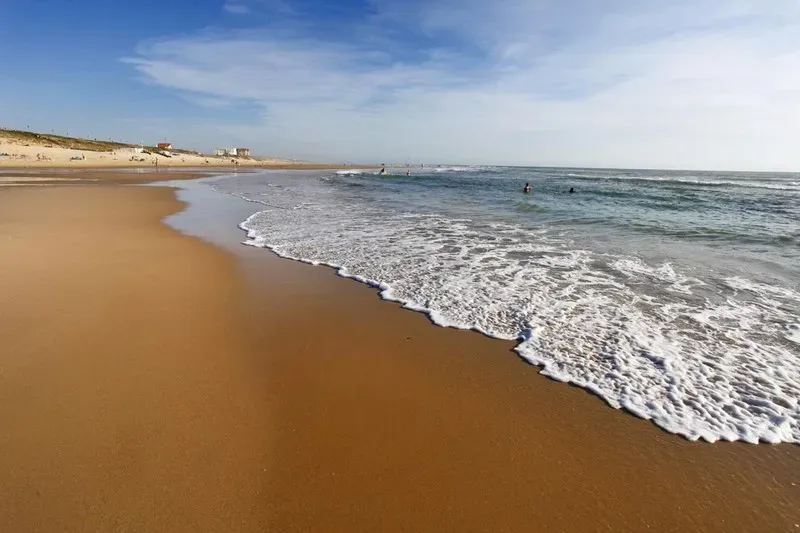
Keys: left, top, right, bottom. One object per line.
{"left": 238, "top": 242, "right": 800, "bottom": 532}
{"left": 0, "top": 180, "right": 796, "bottom": 532}
{"left": 0, "top": 186, "right": 271, "bottom": 531}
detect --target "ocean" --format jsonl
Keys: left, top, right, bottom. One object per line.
{"left": 210, "top": 166, "right": 800, "bottom": 444}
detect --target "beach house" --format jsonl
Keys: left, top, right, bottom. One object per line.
{"left": 157, "top": 142, "right": 173, "bottom": 150}
{"left": 213, "top": 147, "right": 250, "bottom": 157}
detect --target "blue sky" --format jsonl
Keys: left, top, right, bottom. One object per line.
{"left": 2, "top": 0, "right": 800, "bottom": 170}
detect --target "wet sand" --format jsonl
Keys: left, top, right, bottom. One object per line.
{"left": 0, "top": 186, "right": 272, "bottom": 531}
{"left": 236, "top": 236, "right": 800, "bottom": 532}
{"left": 0, "top": 166, "right": 370, "bottom": 186}
{"left": 0, "top": 179, "right": 797, "bottom": 532}
{"left": 0, "top": 168, "right": 233, "bottom": 185}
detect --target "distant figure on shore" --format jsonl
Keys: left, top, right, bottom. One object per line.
{"left": 569, "top": 187, "right": 575, "bottom": 193}
{"left": 523, "top": 183, "right": 531, "bottom": 194}
{"left": 379, "top": 164, "right": 386, "bottom": 175}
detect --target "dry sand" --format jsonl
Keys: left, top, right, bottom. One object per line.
{"left": 0, "top": 179, "right": 797, "bottom": 532}
{"left": 0, "top": 137, "right": 371, "bottom": 171}
{"left": 0, "top": 137, "right": 283, "bottom": 168}
{"left": 0, "top": 134, "right": 369, "bottom": 170}
{"left": 0, "top": 130, "right": 374, "bottom": 175}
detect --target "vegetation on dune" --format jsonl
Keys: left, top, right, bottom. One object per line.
{"left": 0, "top": 128, "right": 134, "bottom": 152}
{"left": 0, "top": 127, "right": 296, "bottom": 162}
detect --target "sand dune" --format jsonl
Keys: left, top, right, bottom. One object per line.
{"left": 0, "top": 139, "right": 290, "bottom": 168}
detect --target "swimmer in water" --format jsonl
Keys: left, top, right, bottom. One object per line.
{"left": 569, "top": 187, "right": 575, "bottom": 193}
{"left": 523, "top": 182, "right": 531, "bottom": 194}
{"left": 406, "top": 170, "right": 410, "bottom": 176}
{"left": 379, "top": 164, "right": 386, "bottom": 175}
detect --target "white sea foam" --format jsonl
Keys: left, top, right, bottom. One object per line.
{"left": 567, "top": 173, "right": 800, "bottom": 191}
{"left": 335, "top": 169, "right": 367, "bottom": 175}
{"left": 609, "top": 258, "right": 705, "bottom": 295}
{"left": 433, "top": 166, "right": 476, "bottom": 172}
{"left": 220, "top": 173, "right": 800, "bottom": 445}
{"left": 787, "top": 324, "right": 800, "bottom": 345}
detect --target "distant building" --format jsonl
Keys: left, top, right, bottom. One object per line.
{"left": 213, "top": 147, "right": 250, "bottom": 157}
{"left": 157, "top": 142, "right": 173, "bottom": 150}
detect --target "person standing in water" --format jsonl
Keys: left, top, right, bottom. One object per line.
{"left": 569, "top": 187, "right": 575, "bottom": 193}
{"left": 379, "top": 163, "right": 386, "bottom": 175}
{"left": 523, "top": 182, "right": 531, "bottom": 194}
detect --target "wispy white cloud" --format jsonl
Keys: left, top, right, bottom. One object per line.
{"left": 223, "top": 1, "right": 251, "bottom": 14}
{"left": 126, "top": 1, "right": 800, "bottom": 170}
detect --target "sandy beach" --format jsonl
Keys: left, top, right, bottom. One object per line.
{"left": 0, "top": 137, "right": 270, "bottom": 168}
{"left": 0, "top": 131, "right": 369, "bottom": 171}
{"left": 0, "top": 167, "right": 357, "bottom": 188}
{"left": 0, "top": 175, "right": 797, "bottom": 532}
{"left": 235, "top": 218, "right": 800, "bottom": 532}
{"left": 0, "top": 185, "right": 274, "bottom": 531}
{"left": 0, "top": 169, "right": 211, "bottom": 185}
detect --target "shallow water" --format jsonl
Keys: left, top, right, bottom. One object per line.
{"left": 210, "top": 166, "right": 800, "bottom": 444}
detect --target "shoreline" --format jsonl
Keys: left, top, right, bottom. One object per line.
{"left": 237, "top": 209, "right": 790, "bottom": 445}
{"left": 231, "top": 216, "right": 800, "bottom": 532}
{"left": 0, "top": 163, "right": 375, "bottom": 170}
{"left": 171, "top": 174, "right": 800, "bottom": 529}
{"left": 0, "top": 131, "right": 372, "bottom": 170}
{"left": 0, "top": 166, "right": 368, "bottom": 186}
{"left": 0, "top": 173, "right": 797, "bottom": 531}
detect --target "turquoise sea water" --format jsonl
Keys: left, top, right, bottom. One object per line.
{"left": 212, "top": 166, "right": 800, "bottom": 444}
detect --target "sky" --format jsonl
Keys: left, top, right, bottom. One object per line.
{"left": 2, "top": 0, "right": 800, "bottom": 170}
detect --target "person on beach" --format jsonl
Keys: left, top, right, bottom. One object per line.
{"left": 523, "top": 183, "right": 531, "bottom": 194}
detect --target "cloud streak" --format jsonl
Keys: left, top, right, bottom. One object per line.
{"left": 223, "top": 2, "right": 251, "bottom": 14}
{"left": 125, "top": 0, "right": 800, "bottom": 169}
